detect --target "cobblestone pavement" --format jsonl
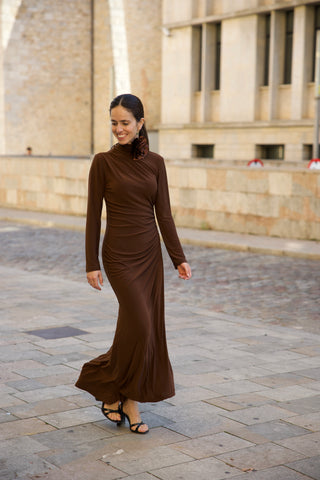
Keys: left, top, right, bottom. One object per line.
{"left": 1, "top": 220, "right": 320, "bottom": 479}
{"left": 0, "top": 221, "right": 319, "bottom": 333}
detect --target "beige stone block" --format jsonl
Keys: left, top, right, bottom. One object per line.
{"left": 167, "top": 165, "right": 183, "bottom": 188}
{"left": 292, "top": 172, "right": 318, "bottom": 197}
{"left": 173, "top": 206, "right": 207, "bottom": 229}
{"left": 245, "top": 215, "right": 273, "bottom": 236}
{"left": 45, "top": 192, "right": 62, "bottom": 212}
{"left": 269, "top": 218, "right": 308, "bottom": 239}
{"left": 47, "top": 160, "right": 64, "bottom": 177}
{"left": 51, "top": 178, "right": 66, "bottom": 195}
{"left": 4, "top": 175, "right": 20, "bottom": 189}
{"left": 0, "top": 159, "right": 12, "bottom": 174}
{"left": 279, "top": 197, "right": 304, "bottom": 221}
{"left": 21, "top": 175, "right": 43, "bottom": 192}
{"left": 62, "top": 160, "right": 90, "bottom": 180}
{"left": 6, "top": 189, "right": 17, "bottom": 205}
{"left": 196, "top": 189, "right": 212, "bottom": 210}
{"left": 169, "top": 186, "right": 180, "bottom": 207}
{"left": 246, "top": 194, "right": 280, "bottom": 218}
{"left": 187, "top": 168, "right": 207, "bottom": 189}
{"left": 226, "top": 170, "right": 268, "bottom": 194}
{"left": 179, "top": 188, "right": 197, "bottom": 208}
{"left": 69, "top": 196, "right": 87, "bottom": 215}
{"left": 207, "top": 169, "right": 226, "bottom": 190}
{"left": 52, "top": 178, "right": 86, "bottom": 197}
{"left": 206, "top": 211, "right": 269, "bottom": 236}
{"left": 20, "top": 190, "right": 38, "bottom": 208}
{"left": 304, "top": 197, "right": 320, "bottom": 222}
{"left": 0, "top": 189, "right": 6, "bottom": 204}
{"left": 175, "top": 167, "right": 189, "bottom": 188}
{"left": 26, "top": 159, "right": 48, "bottom": 176}
{"left": 36, "top": 192, "right": 49, "bottom": 210}
{"left": 211, "top": 191, "right": 251, "bottom": 215}
{"left": 269, "top": 172, "right": 292, "bottom": 196}
{"left": 309, "top": 222, "right": 320, "bottom": 241}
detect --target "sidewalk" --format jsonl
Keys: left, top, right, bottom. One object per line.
{"left": 0, "top": 208, "right": 320, "bottom": 479}
{"left": 1, "top": 206, "right": 319, "bottom": 259}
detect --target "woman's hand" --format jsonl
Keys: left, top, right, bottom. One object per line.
{"left": 177, "top": 262, "right": 192, "bottom": 280}
{"left": 87, "top": 270, "right": 103, "bottom": 290}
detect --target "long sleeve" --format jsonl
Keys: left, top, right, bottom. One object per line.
{"left": 155, "top": 157, "right": 186, "bottom": 268}
{"left": 85, "top": 153, "right": 106, "bottom": 272}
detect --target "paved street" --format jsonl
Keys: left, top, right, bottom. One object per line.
{"left": 0, "top": 218, "right": 320, "bottom": 479}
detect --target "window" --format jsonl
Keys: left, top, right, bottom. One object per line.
{"left": 303, "top": 144, "right": 313, "bottom": 160}
{"left": 312, "top": 5, "right": 320, "bottom": 81}
{"left": 192, "top": 26, "right": 202, "bottom": 91}
{"left": 214, "top": 23, "right": 221, "bottom": 90}
{"left": 283, "top": 10, "right": 294, "bottom": 84}
{"left": 192, "top": 144, "right": 214, "bottom": 158}
{"left": 262, "top": 14, "right": 271, "bottom": 86}
{"left": 257, "top": 144, "right": 284, "bottom": 160}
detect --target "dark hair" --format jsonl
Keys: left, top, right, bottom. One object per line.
{"left": 109, "top": 93, "right": 149, "bottom": 144}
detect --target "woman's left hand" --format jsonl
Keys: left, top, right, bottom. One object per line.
{"left": 177, "top": 262, "right": 192, "bottom": 280}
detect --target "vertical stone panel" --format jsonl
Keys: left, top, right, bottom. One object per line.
{"left": 3, "top": 0, "right": 91, "bottom": 156}
{"left": 93, "top": 0, "right": 113, "bottom": 153}
{"left": 220, "top": 15, "right": 259, "bottom": 122}
{"left": 124, "top": 0, "right": 161, "bottom": 130}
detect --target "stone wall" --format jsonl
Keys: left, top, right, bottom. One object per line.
{"left": 0, "top": 0, "right": 162, "bottom": 156}
{"left": 2, "top": 0, "right": 92, "bottom": 157}
{"left": 167, "top": 161, "right": 320, "bottom": 240}
{"left": 1, "top": 156, "right": 319, "bottom": 241}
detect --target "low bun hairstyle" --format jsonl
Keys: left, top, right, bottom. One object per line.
{"left": 109, "top": 94, "right": 149, "bottom": 145}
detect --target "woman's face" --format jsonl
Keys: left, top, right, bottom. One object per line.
{"left": 110, "top": 105, "right": 144, "bottom": 145}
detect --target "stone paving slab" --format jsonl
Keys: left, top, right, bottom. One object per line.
{"left": 233, "top": 465, "right": 316, "bottom": 479}
{"left": 150, "top": 457, "right": 244, "bottom": 480}
{"left": 276, "top": 432, "right": 320, "bottom": 456}
{"left": 0, "top": 417, "right": 56, "bottom": 440}
{"left": 216, "top": 443, "right": 306, "bottom": 471}
{"left": 286, "top": 456, "right": 320, "bottom": 480}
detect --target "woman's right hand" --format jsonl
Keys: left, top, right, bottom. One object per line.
{"left": 87, "top": 270, "right": 103, "bottom": 290}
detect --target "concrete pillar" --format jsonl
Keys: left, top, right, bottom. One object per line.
{"left": 291, "top": 6, "right": 313, "bottom": 119}
{"left": 220, "top": 15, "right": 259, "bottom": 122}
{"left": 93, "top": 0, "right": 113, "bottom": 153}
{"left": 268, "top": 10, "right": 285, "bottom": 120}
{"left": 201, "top": 23, "right": 216, "bottom": 122}
{"left": 161, "top": 26, "right": 193, "bottom": 124}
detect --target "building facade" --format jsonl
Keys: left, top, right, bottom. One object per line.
{"left": 0, "top": 0, "right": 161, "bottom": 156}
{"left": 0, "top": 0, "right": 319, "bottom": 163}
{"left": 159, "top": 0, "right": 320, "bottom": 162}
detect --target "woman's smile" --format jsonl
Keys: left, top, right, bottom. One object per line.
{"left": 111, "top": 105, "right": 143, "bottom": 145}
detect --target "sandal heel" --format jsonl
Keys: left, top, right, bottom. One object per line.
{"left": 120, "top": 403, "right": 149, "bottom": 434}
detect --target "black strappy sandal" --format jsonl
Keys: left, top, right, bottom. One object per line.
{"left": 120, "top": 403, "right": 149, "bottom": 434}
{"left": 101, "top": 402, "right": 123, "bottom": 426}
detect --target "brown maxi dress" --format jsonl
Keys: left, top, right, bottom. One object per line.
{"left": 75, "top": 142, "right": 187, "bottom": 404}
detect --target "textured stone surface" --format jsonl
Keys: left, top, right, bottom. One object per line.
{"left": 0, "top": 220, "right": 319, "bottom": 479}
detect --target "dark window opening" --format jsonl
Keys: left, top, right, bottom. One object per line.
{"left": 312, "top": 5, "right": 320, "bottom": 81}
{"left": 303, "top": 144, "right": 313, "bottom": 160}
{"left": 192, "top": 144, "right": 214, "bottom": 158}
{"left": 215, "top": 23, "right": 221, "bottom": 90}
{"left": 257, "top": 144, "right": 285, "bottom": 160}
{"left": 263, "top": 14, "right": 271, "bottom": 86}
{"left": 193, "top": 26, "right": 202, "bottom": 91}
{"left": 283, "top": 10, "right": 294, "bottom": 84}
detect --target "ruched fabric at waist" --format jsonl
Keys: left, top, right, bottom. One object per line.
{"left": 102, "top": 221, "right": 160, "bottom": 257}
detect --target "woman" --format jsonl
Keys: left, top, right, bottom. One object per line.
{"left": 75, "top": 94, "right": 191, "bottom": 434}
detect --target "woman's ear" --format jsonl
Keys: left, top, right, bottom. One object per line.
{"left": 138, "top": 118, "right": 145, "bottom": 131}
